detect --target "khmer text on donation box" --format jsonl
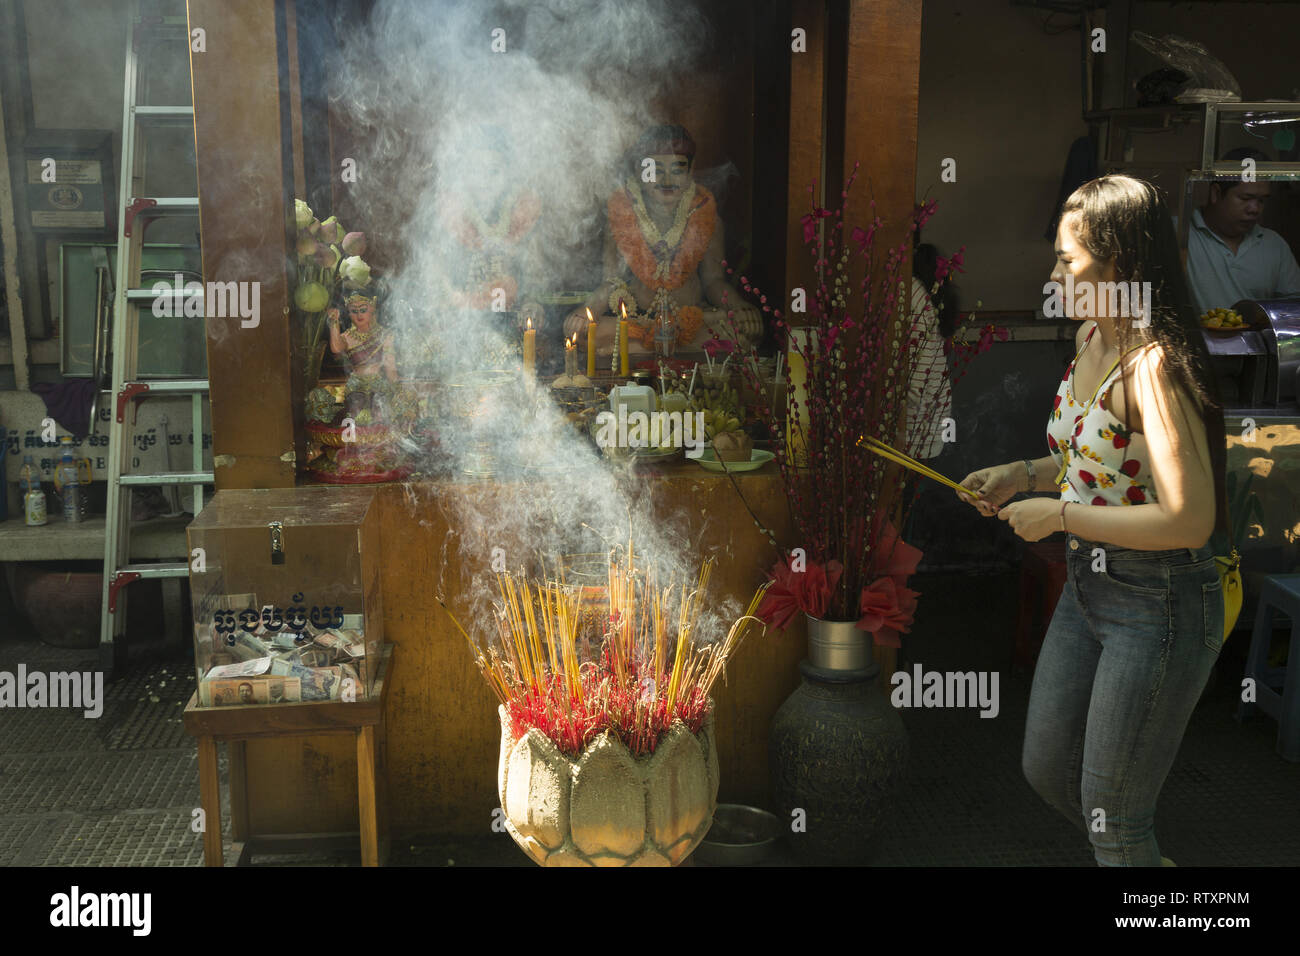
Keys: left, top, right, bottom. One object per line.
{"left": 187, "top": 487, "right": 383, "bottom": 706}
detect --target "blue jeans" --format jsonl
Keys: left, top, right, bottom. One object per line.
{"left": 1022, "top": 535, "right": 1224, "bottom": 866}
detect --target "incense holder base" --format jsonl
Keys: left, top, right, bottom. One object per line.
{"left": 497, "top": 705, "right": 719, "bottom": 866}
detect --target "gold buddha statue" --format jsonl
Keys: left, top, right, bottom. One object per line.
{"left": 564, "top": 125, "right": 762, "bottom": 356}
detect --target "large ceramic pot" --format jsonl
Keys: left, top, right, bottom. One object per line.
{"left": 497, "top": 705, "right": 719, "bottom": 866}
{"left": 769, "top": 616, "right": 908, "bottom": 865}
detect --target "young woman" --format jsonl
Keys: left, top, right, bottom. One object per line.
{"left": 957, "top": 175, "right": 1228, "bottom": 866}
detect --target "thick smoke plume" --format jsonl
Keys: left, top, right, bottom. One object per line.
{"left": 326, "top": 0, "right": 743, "bottom": 631}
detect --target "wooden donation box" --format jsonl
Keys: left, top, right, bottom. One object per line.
{"left": 182, "top": 486, "right": 392, "bottom": 866}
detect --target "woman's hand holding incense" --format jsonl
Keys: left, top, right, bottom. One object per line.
{"left": 957, "top": 462, "right": 1023, "bottom": 516}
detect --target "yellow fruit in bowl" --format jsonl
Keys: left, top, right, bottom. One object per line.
{"left": 1202, "top": 308, "right": 1246, "bottom": 329}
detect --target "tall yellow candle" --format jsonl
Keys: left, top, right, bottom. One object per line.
{"left": 586, "top": 307, "right": 597, "bottom": 378}
{"left": 523, "top": 315, "right": 536, "bottom": 377}
{"left": 785, "top": 328, "right": 811, "bottom": 466}
{"left": 618, "top": 302, "right": 630, "bottom": 378}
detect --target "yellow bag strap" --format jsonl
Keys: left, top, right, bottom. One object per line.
{"left": 1080, "top": 343, "right": 1148, "bottom": 415}
{"left": 1054, "top": 338, "right": 1148, "bottom": 488}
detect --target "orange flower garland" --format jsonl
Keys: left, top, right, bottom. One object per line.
{"left": 607, "top": 183, "right": 716, "bottom": 293}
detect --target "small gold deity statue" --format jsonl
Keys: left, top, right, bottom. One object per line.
{"left": 327, "top": 287, "right": 398, "bottom": 424}
{"left": 305, "top": 283, "right": 416, "bottom": 483}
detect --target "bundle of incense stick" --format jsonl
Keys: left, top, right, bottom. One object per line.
{"left": 856, "top": 434, "right": 976, "bottom": 499}
{"left": 439, "top": 545, "right": 771, "bottom": 758}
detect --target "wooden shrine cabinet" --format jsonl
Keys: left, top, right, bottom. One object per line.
{"left": 187, "top": 0, "right": 920, "bottom": 836}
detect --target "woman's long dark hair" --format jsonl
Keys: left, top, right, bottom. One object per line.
{"left": 1060, "top": 175, "right": 1227, "bottom": 535}
{"left": 912, "top": 239, "right": 960, "bottom": 339}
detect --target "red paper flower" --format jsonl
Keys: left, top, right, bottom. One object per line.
{"left": 851, "top": 221, "right": 880, "bottom": 252}
{"left": 871, "top": 518, "right": 923, "bottom": 582}
{"left": 974, "top": 324, "right": 1010, "bottom": 354}
{"left": 857, "top": 577, "right": 919, "bottom": 648}
{"left": 853, "top": 519, "right": 923, "bottom": 646}
{"left": 801, "top": 207, "right": 832, "bottom": 244}
{"left": 757, "top": 554, "right": 845, "bottom": 630}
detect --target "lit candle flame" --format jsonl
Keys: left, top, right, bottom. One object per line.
{"left": 620, "top": 301, "right": 627, "bottom": 320}
{"left": 586, "top": 307, "right": 594, "bottom": 323}
{"left": 526, "top": 316, "right": 533, "bottom": 331}
{"left": 566, "top": 335, "right": 575, "bottom": 349}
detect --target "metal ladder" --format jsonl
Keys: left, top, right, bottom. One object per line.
{"left": 99, "top": 5, "right": 212, "bottom": 676}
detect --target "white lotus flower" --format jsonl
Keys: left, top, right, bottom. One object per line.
{"left": 339, "top": 256, "right": 371, "bottom": 286}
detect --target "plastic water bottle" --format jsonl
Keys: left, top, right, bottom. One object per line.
{"left": 19, "top": 454, "right": 46, "bottom": 526}
{"left": 57, "top": 439, "right": 84, "bottom": 523}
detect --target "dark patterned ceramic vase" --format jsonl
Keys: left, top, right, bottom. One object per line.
{"left": 769, "top": 616, "right": 908, "bottom": 864}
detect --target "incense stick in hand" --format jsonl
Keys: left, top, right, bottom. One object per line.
{"left": 857, "top": 434, "right": 978, "bottom": 500}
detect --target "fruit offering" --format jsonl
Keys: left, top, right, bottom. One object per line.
{"left": 1201, "top": 308, "right": 1245, "bottom": 329}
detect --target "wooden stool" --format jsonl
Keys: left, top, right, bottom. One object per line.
{"left": 183, "top": 644, "right": 394, "bottom": 866}
{"left": 1015, "top": 542, "right": 1068, "bottom": 674}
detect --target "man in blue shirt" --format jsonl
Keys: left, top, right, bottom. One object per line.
{"left": 1185, "top": 148, "right": 1300, "bottom": 314}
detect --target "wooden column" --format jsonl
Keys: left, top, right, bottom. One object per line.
{"left": 785, "top": 0, "right": 922, "bottom": 337}
{"left": 840, "top": 0, "right": 921, "bottom": 270}
{"left": 785, "top": 0, "right": 828, "bottom": 306}
{"left": 842, "top": 0, "right": 922, "bottom": 681}
{"left": 785, "top": 1, "right": 922, "bottom": 682}
{"left": 189, "top": 0, "right": 297, "bottom": 489}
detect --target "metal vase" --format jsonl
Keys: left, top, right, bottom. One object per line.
{"left": 806, "top": 616, "right": 872, "bottom": 670}
{"left": 768, "top": 614, "right": 909, "bottom": 865}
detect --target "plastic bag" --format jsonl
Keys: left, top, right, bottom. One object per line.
{"left": 1131, "top": 32, "right": 1241, "bottom": 101}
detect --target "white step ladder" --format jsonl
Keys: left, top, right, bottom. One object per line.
{"left": 99, "top": 5, "right": 212, "bottom": 676}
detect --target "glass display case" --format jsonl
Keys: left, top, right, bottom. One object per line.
{"left": 187, "top": 486, "right": 383, "bottom": 706}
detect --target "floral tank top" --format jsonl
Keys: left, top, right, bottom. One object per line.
{"left": 1046, "top": 325, "right": 1158, "bottom": 507}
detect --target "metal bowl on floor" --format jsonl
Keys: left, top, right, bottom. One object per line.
{"left": 692, "top": 804, "right": 780, "bottom": 866}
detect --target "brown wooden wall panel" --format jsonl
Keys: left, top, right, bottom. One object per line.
{"left": 189, "top": 0, "right": 296, "bottom": 490}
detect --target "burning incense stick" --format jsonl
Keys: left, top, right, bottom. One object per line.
{"left": 857, "top": 434, "right": 977, "bottom": 499}
{"left": 445, "top": 548, "right": 770, "bottom": 757}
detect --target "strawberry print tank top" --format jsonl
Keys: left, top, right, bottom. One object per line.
{"left": 1046, "top": 325, "right": 1158, "bottom": 507}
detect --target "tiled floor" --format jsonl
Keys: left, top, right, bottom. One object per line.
{"left": 1, "top": 570, "right": 1297, "bottom": 866}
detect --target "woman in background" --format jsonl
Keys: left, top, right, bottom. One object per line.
{"left": 905, "top": 237, "right": 958, "bottom": 461}
{"left": 900, "top": 234, "right": 957, "bottom": 548}
{"left": 957, "top": 175, "right": 1227, "bottom": 866}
